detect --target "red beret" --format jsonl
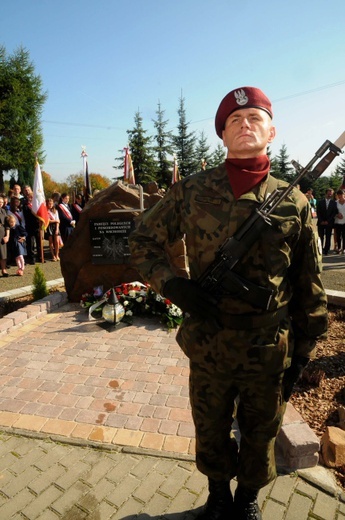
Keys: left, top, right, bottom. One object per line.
{"left": 215, "top": 86, "right": 273, "bottom": 138}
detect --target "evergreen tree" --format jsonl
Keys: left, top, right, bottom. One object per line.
{"left": 152, "top": 101, "right": 173, "bottom": 188}
{"left": 335, "top": 157, "right": 345, "bottom": 176}
{"left": 195, "top": 131, "right": 213, "bottom": 171}
{"left": 32, "top": 266, "right": 49, "bottom": 300}
{"left": 127, "top": 111, "right": 156, "bottom": 185}
{"left": 274, "top": 144, "right": 294, "bottom": 182}
{"left": 209, "top": 143, "right": 226, "bottom": 168}
{"left": 269, "top": 155, "right": 282, "bottom": 179}
{"left": 313, "top": 176, "right": 333, "bottom": 200}
{"left": 172, "top": 94, "right": 198, "bottom": 177}
{"left": 333, "top": 157, "right": 345, "bottom": 188}
{"left": 0, "top": 45, "right": 47, "bottom": 191}
{"left": 329, "top": 170, "right": 344, "bottom": 191}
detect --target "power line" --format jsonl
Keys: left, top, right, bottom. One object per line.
{"left": 42, "top": 120, "right": 124, "bottom": 131}
{"left": 42, "top": 80, "right": 345, "bottom": 130}
{"left": 190, "top": 80, "right": 345, "bottom": 125}
{"left": 273, "top": 80, "right": 345, "bottom": 102}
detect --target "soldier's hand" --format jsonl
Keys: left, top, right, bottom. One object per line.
{"left": 163, "top": 277, "right": 219, "bottom": 323}
{"left": 282, "top": 355, "right": 309, "bottom": 402}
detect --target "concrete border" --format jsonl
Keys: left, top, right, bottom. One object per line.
{"left": 326, "top": 288, "right": 345, "bottom": 307}
{"left": 0, "top": 277, "right": 65, "bottom": 303}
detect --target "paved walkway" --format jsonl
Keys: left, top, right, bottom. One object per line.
{"left": 1, "top": 431, "right": 345, "bottom": 520}
{"left": 0, "top": 282, "right": 344, "bottom": 518}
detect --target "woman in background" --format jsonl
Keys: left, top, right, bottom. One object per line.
{"left": 7, "top": 214, "right": 27, "bottom": 276}
{"left": 57, "top": 193, "right": 75, "bottom": 245}
{"left": 0, "top": 196, "right": 10, "bottom": 277}
{"left": 45, "top": 198, "right": 61, "bottom": 261}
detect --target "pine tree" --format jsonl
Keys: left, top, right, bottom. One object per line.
{"left": 209, "top": 143, "right": 226, "bottom": 168}
{"left": 274, "top": 144, "right": 294, "bottom": 182}
{"left": 152, "top": 101, "right": 173, "bottom": 188}
{"left": 172, "top": 94, "right": 198, "bottom": 177}
{"left": 0, "top": 45, "right": 47, "bottom": 191}
{"left": 333, "top": 158, "right": 345, "bottom": 188}
{"left": 195, "top": 131, "right": 213, "bottom": 171}
{"left": 269, "top": 155, "right": 281, "bottom": 179}
{"left": 127, "top": 111, "right": 156, "bottom": 185}
{"left": 330, "top": 169, "right": 344, "bottom": 191}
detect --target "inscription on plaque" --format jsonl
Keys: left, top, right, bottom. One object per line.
{"left": 90, "top": 219, "right": 134, "bottom": 265}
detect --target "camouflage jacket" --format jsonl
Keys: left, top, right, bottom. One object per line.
{"left": 129, "top": 163, "right": 328, "bottom": 358}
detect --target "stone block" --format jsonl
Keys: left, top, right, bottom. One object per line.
{"left": 276, "top": 422, "right": 320, "bottom": 470}
{"left": 25, "top": 305, "right": 45, "bottom": 318}
{"left": 45, "top": 291, "right": 67, "bottom": 308}
{"left": 0, "top": 317, "right": 15, "bottom": 333}
{"left": 36, "top": 297, "right": 52, "bottom": 311}
{"left": 60, "top": 181, "right": 188, "bottom": 302}
{"left": 284, "top": 453, "right": 319, "bottom": 471}
{"left": 6, "top": 310, "right": 28, "bottom": 326}
{"left": 321, "top": 426, "right": 345, "bottom": 468}
{"left": 282, "top": 402, "right": 305, "bottom": 425}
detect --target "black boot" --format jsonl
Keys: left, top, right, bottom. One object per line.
{"left": 234, "top": 486, "right": 262, "bottom": 520}
{"left": 197, "top": 478, "right": 233, "bottom": 519}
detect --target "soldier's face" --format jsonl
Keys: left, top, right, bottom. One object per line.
{"left": 222, "top": 108, "right": 276, "bottom": 159}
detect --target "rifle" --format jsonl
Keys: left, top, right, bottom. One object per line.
{"left": 198, "top": 131, "right": 345, "bottom": 311}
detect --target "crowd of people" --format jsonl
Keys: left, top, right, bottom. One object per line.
{"left": 0, "top": 184, "right": 84, "bottom": 277}
{"left": 305, "top": 186, "right": 345, "bottom": 255}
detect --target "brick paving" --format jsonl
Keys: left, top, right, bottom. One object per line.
{"left": 0, "top": 432, "right": 345, "bottom": 519}
{"left": 0, "top": 295, "right": 345, "bottom": 518}
{"left": 0, "top": 304, "right": 197, "bottom": 456}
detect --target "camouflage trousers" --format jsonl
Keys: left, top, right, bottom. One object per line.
{"left": 179, "top": 315, "right": 291, "bottom": 490}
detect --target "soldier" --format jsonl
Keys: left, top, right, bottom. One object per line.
{"left": 128, "top": 86, "right": 327, "bottom": 520}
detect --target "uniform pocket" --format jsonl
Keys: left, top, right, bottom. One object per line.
{"left": 260, "top": 216, "right": 301, "bottom": 275}
{"left": 176, "top": 315, "right": 220, "bottom": 360}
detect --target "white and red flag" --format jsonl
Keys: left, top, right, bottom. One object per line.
{"left": 171, "top": 155, "right": 181, "bottom": 185}
{"left": 123, "top": 147, "right": 135, "bottom": 184}
{"left": 32, "top": 159, "right": 49, "bottom": 229}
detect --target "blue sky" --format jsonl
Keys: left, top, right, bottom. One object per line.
{"left": 1, "top": 0, "right": 345, "bottom": 183}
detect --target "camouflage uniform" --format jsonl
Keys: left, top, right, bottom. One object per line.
{"left": 128, "top": 163, "right": 327, "bottom": 490}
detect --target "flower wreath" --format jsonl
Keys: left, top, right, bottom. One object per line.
{"left": 80, "top": 282, "right": 183, "bottom": 329}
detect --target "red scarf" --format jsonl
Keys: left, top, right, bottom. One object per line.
{"left": 225, "top": 155, "right": 270, "bottom": 199}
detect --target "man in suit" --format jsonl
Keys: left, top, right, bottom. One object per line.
{"left": 316, "top": 188, "right": 338, "bottom": 255}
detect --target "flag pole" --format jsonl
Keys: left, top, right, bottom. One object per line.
{"left": 123, "top": 147, "right": 128, "bottom": 183}
{"left": 40, "top": 222, "right": 44, "bottom": 264}
{"left": 81, "top": 145, "right": 91, "bottom": 203}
